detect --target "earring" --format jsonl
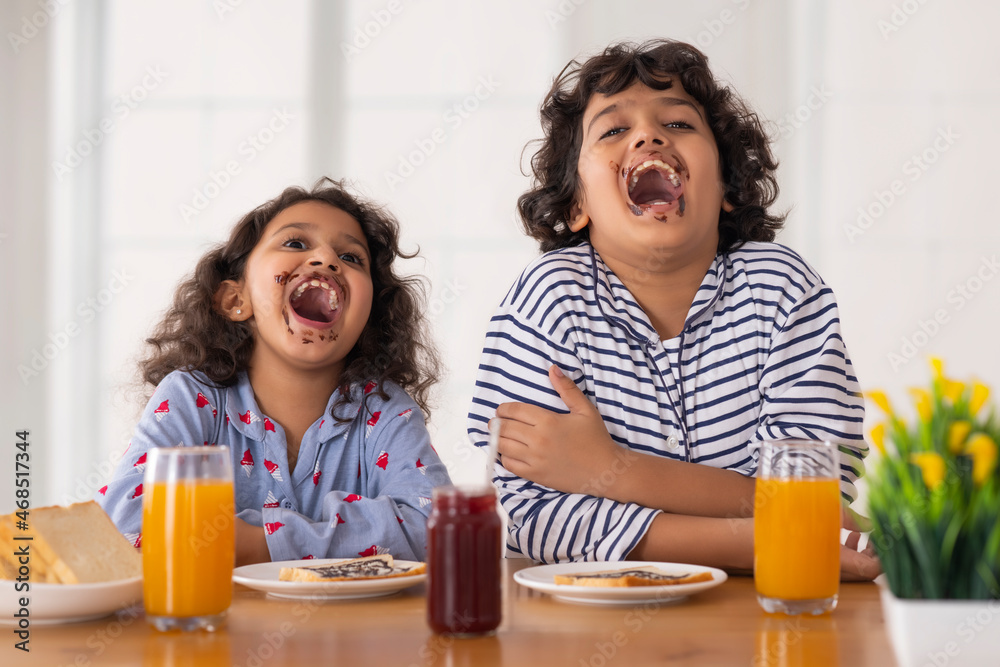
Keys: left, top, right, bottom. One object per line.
{"left": 236, "top": 309, "right": 242, "bottom": 314}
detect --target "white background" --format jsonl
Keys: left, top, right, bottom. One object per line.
{"left": 1, "top": 0, "right": 997, "bottom": 515}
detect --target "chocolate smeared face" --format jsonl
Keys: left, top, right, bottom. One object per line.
{"left": 239, "top": 201, "right": 373, "bottom": 376}
{"left": 573, "top": 80, "right": 726, "bottom": 271}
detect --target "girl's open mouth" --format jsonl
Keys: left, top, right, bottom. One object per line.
{"left": 624, "top": 158, "right": 685, "bottom": 215}
{"left": 288, "top": 276, "right": 341, "bottom": 328}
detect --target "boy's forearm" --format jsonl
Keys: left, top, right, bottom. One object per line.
{"left": 588, "top": 450, "right": 756, "bottom": 518}
{"left": 626, "top": 513, "right": 753, "bottom": 571}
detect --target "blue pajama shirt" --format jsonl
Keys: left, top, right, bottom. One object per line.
{"left": 98, "top": 370, "right": 451, "bottom": 562}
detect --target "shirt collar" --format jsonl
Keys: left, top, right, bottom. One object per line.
{"left": 589, "top": 243, "right": 727, "bottom": 345}
{"left": 224, "top": 372, "right": 354, "bottom": 442}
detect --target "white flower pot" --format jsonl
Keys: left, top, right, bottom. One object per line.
{"left": 880, "top": 583, "right": 1000, "bottom": 667}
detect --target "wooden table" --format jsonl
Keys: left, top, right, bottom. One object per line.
{"left": 7, "top": 560, "right": 896, "bottom": 666}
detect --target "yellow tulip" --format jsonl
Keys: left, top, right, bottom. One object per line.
{"left": 908, "top": 388, "right": 932, "bottom": 422}
{"left": 964, "top": 434, "right": 998, "bottom": 486}
{"left": 948, "top": 421, "right": 972, "bottom": 454}
{"left": 865, "top": 390, "right": 893, "bottom": 416}
{"left": 929, "top": 356, "right": 944, "bottom": 380}
{"left": 910, "top": 453, "right": 946, "bottom": 491}
{"left": 943, "top": 380, "right": 965, "bottom": 404}
{"left": 870, "top": 423, "right": 886, "bottom": 456}
{"left": 970, "top": 382, "right": 991, "bottom": 416}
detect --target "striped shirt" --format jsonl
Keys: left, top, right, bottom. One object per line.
{"left": 467, "top": 241, "right": 866, "bottom": 563}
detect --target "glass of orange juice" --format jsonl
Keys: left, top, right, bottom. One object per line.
{"left": 142, "top": 446, "right": 235, "bottom": 631}
{"left": 754, "top": 439, "right": 841, "bottom": 615}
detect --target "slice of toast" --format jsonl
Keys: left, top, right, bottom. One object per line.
{"left": 554, "top": 565, "right": 713, "bottom": 588}
{"left": 0, "top": 501, "right": 141, "bottom": 584}
{"left": 278, "top": 554, "right": 426, "bottom": 582}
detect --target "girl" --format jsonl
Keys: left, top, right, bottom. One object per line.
{"left": 468, "top": 40, "right": 879, "bottom": 579}
{"left": 99, "top": 178, "right": 450, "bottom": 565}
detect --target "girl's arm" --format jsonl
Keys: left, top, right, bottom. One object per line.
{"left": 495, "top": 365, "right": 756, "bottom": 518}
{"left": 97, "top": 372, "right": 220, "bottom": 542}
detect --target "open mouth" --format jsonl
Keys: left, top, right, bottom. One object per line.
{"left": 625, "top": 158, "right": 685, "bottom": 213}
{"left": 289, "top": 276, "right": 341, "bottom": 326}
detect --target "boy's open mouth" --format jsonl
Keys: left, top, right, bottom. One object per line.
{"left": 288, "top": 275, "right": 341, "bottom": 327}
{"left": 624, "top": 158, "right": 685, "bottom": 214}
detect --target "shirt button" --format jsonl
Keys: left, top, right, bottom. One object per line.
{"left": 283, "top": 501, "right": 292, "bottom": 509}
{"left": 666, "top": 435, "right": 680, "bottom": 451}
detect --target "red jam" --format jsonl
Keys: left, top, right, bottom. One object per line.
{"left": 426, "top": 486, "right": 502, "bottom": 636}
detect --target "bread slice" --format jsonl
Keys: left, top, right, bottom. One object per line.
{"left": 0, "top": 501, "right": 141, "bottom": 584}
{"left": 0, "top": 515, "right": 51, "bottom": 581}
{"left": 279, "top": 554, "right": 426, "bottom": 582}
{"left": 0, "top": 552, "right": 17, "bottom": 579}
{"left": 554, "top": 565, "right": 714, "bottom": 588}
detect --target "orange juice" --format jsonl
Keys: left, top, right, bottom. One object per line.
{"left": 142, "top": 479, "right": 234, "bottom": 617}
{"left": 755, "top": 615, "right": 839, "bottom": 667}
{"left": 754, "top": 478, "right": 840, "bottom": 601}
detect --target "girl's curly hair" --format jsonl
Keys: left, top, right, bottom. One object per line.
{"left": 141, "top": 177, "right": 440, "bottom": 421}
{"left": 518, "top": 39, "right": 785, "bottom": 253}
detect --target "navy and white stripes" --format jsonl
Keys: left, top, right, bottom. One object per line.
{"left": 468, "top": 241, "right": 867, "bottom": 563}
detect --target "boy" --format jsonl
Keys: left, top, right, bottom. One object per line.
{"left": 468, "top": 40, "right": 878, "bottom": 579}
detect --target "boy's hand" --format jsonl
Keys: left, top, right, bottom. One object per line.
{"left": 494, "top": 365, "right": 626, "bottom": 494}
{"left": 840, "top": 540, "right": 881, "bottom": 581}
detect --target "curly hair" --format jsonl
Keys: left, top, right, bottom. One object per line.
{"left": 518, "top": 38, "right": 785, "bottom": 253}
{"left": 141, "top": 177, "right": 440, "bottom": 421}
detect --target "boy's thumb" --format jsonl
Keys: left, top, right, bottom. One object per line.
{"left": 549, "top": 364, "right": 593, "bottom": 414}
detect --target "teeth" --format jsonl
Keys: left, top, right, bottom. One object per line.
{"left": 291, "top": 279, "right": 339, "bottom": 306}
{"left": 628, "top": 159, "right": 681, "bottom": 190}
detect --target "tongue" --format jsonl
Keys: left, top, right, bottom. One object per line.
{"left": 290, "top": 287, "right": 336, "bottom": 323}
{"left": 629, "top": 170, "right": 682, "bottom": 206}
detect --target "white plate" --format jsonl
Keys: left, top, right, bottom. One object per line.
{"left": 232, "top": 558, "right": 426, "bottom": 600}
{"left": 0, "top": 577, "right": 142, "bottom": 624}
{"left": 513, "top": 561, "right": 727, "bottom": 606}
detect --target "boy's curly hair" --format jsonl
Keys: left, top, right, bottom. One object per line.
{"left": 518, "top": 39, "right": 785, "bottom": 253}
{"left": 141, "top": 177, "right": 440, "bottom": 421}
